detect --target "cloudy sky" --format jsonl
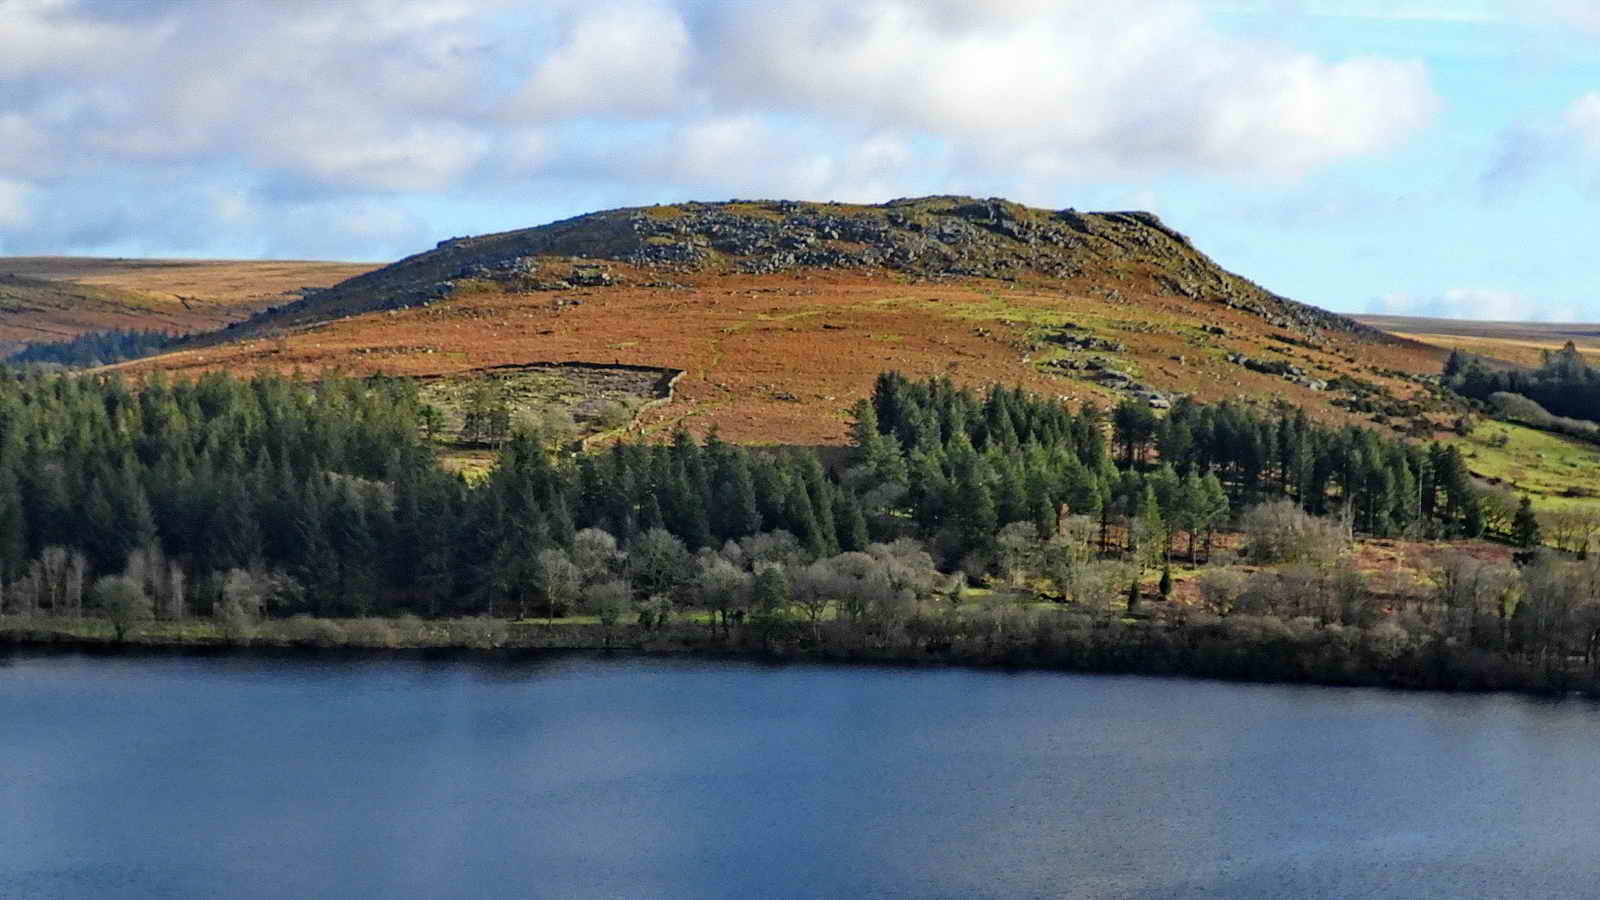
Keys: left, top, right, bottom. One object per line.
{"left": 1, "top": 0, "right": 1597, "bottom": 320}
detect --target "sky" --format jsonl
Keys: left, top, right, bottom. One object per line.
{"left": 0, "top": 0, "right": 1597, "bottom": 321}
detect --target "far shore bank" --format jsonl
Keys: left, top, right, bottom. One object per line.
{"left": 7, "top": 614, "right": 1600, "bottom": 701}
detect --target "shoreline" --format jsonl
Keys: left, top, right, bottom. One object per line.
{"left": 6, "top": 617, "right": 1599, "bottom": 701}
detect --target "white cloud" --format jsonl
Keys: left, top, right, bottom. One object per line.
{"left": 696, "top": 0, "right": 1437, "bottom": 177}
{"left": 0, "top": 115, "right": 50, "bottom": 176}
{"left": 1370, "top": 288, "right": 1577, "bottom": 322}
{"left": 1208, "top": 1, "right": 1509, "bottom": 23}
{"left": 258, "top": 118, "right": 491, "bottom": 194}
{"left": 616, "top": 117, "right": 922, "bottom": 201}
{"left": 1535, "top": 0, "right": 1600, "bottom": 32}
{"left": 1563, "top": 93, "right": 1600, "bottom": 153}
{"left": 0, "top": 0, "right": 1441, "bottom": 255}
{"left": 0, "top": 178, "right": 34, "bottom": 229}
{"left": 0, "top": 0, "right": 508, "bottom": 192}
{"left": 516, "top": 2, "right": 693, "bottom": 117}
{"left": 0, "top": 0, "right": 150, "bottom": 78}
{"left": 1484, "top": 90, "right": 1600, "bottom": 193}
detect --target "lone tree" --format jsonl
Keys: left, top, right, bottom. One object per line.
{"left": 93, "top": 575, "right": 151, "bottom": 641}
{"left": 583, "top": 579, "right": 631, "bottom": 649}
{"left": 752, "top": 564, "right": 790, "bottom": 648}
{"left": 1513, "top": 497, "right": 1541, "bottom": 549}
{"left": 536, "top": 548, "right": 582, "bottom": 624}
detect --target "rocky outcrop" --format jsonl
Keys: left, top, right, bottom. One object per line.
{"left": 221, "top": 196, "right": 1392, "bottom": 345}
{"left": 1227, "top": 352, "right": 1329, "bottom": 391}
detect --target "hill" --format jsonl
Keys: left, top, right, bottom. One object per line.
{"left": 114, "top": 197, "right": 1447, "bottom": 445}
{"left": 231, "top": 197, "right": 1391, "bottom": 339}
{"left": 0, "top": 257, "right": 376, "bottom": 354}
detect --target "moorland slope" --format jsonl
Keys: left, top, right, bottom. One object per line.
{"left": 0, "top": 257, "right": 375, "bottom": 352}
{"left": 95, "top": 197, "right": 1447, "bottom": 444}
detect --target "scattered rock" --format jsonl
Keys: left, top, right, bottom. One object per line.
{"left": 1045, "top": 331, "right": 1125, "bottom": 353}
{"left": 223, "top": 196, "right": 1399, "bottom": 347}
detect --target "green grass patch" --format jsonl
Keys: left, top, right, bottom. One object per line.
{"left": 754, "top": 309, "right": 824, "bottom": 322}
{"left": 1449, "top": 421, "right": 1600, "bottom": 510}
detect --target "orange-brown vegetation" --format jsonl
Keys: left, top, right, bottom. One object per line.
{"left": 116, "top": 265, "right": 1445, "bottom": 446}
{"left": 14, "top": 198, "right": 1456, "bottom": 446}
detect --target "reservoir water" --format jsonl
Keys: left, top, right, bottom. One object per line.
{"left": 4, "top": 650, "right": 1599, "bottom": 899}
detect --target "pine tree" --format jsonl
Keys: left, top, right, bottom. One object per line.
{"left": 1113, "top": 399, "right": 1157, "bottom": 466}
{"left": 991, "top": 454, "right": 1029, "bottom": 527}
{"left": 1512, "top": 496, "right": 1541, "bottom": 548}
{"left": 1026, "top": 467, "right": 1055, "bottom": 539}
{"left": 952, "top": 460, "right": 998, "bottom": 556}
{"left": 1175, "top": 472, "right": 1203, "bottom": 561}
{"left": 752, "top": 459, "right": 788, "bottom": 533}
{"left": 848, "top": 398, "right": 881, "bottom": 457}
{"left": 798, "top": 454, "right": 838, "bottom": 555}
{"left": 1199, "top": 473, "right": 1229, "bottom": 561}
{"left": 783, "top": 476, "right": 826, "bottom": 558}
{"left": 1461, "top": 491, "right": 1486, "bottom": 539}
{"left": 1134, "top": 484, "right": 1166, "bottom": 570}
{"left": 752, "top": 564, "right": 790, "bottom": 645}
{"left": 1064, "top": 462, "right": 1101, "bottom": 520}
{"left": 415, "top": 486, "right": 457, "bottom": 617}
{"left": 834, "top": 490, "right": 870, "bottom": 552}
{"left": 725, "top": 450, "right": 763, "bottom": 539}
{"left": 0, "top": 467, "right": 28, "bottom": 580}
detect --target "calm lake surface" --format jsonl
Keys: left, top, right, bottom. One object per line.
{"left": 4, "top": 651, "right": 1599, "bottom": 899}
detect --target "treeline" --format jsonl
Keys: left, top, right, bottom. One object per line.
{"left": 9, "top": 366, "right": 1600, "bottom": 692}
{"left": 0, "top": 368, "right": 1497, "bottom": 627}
{"left": 1446, "top": 343, "right": 1600, "bottom": 425}
{"left": 6, "top": 328, "right": 176, "bottom": 369}
{"left": 861, "top": 371, "right": 1487, "bottom": 548}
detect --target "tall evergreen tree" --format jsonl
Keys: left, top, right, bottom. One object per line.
{"left": 1513, "top": 497, "right": 1541, "bottom": 548}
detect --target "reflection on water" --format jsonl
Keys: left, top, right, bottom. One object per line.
{"left": 3, "top": 650, "right": 1598, "bottom": 899}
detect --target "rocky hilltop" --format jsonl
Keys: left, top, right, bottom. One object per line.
{"left": 224, "top": 196, "right": 1383, "bottom": 344}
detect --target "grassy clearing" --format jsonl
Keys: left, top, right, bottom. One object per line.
{"left": 938, "top": 294, "right": 1068, "bottom": 325}
{"left": 1449, "top": 421, "right": 1600, "bottom": 510}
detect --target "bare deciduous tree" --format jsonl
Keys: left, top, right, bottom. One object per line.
{"left": 93, "top": 574, "right": 151, "bottom": 641}
{"left": 167, "top": 562, "right": 187, "bottom": 621}
{"left": 535, "top": 548, "right": 581, "bottom": 624}
{"left": 1241, "top": 501, "right": 1348, "bottom": 566}
{"left": 695, "top": 556, "right": 749, "bottom": 636}
{"left": 572, "top": 528, "right": 620, "bottom": 585}
{"left": 583, "top": 578, "right": 631, "bottom": 648}
{"left": 39, "top": 546, "right": 69, "bottom": 614}
{"left": 64, "top": 551, "right": 87, "bottom": 620}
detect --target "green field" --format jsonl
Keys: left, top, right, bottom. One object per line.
{"left": 1450, "top": 421, "right": 1600, "bottom": 511}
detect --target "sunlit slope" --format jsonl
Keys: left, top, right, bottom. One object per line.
{"left": 117, "top": 198, "right": 1448, "bottom": 445}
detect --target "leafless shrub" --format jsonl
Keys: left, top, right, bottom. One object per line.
{"left": 344, "top": 618, "right": 400, "bottom": 648}
{"left": 1240, "top": 500, "right": 1348, "bottom": 566}
{"left": 1196, "top": 569, "right": 1248, "bottom": 616}
{"left": 277, "top": 615, "right": 347, "bottom": 647}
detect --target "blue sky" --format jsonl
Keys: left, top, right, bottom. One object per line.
{"left": 0, "top": 0, "right": 1597, "bottom": 321}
